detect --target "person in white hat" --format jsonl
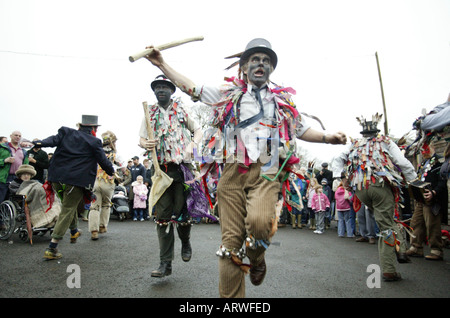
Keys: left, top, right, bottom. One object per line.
{"left": 143, "top": 38, "right": 346, "bottom": 297}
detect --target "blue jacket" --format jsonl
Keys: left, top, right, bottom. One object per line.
{"left": 35, "top": 127, "right": 114, "bottom": 189}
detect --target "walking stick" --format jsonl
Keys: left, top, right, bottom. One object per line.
{"left": 24, "top": 201, "right": 33, "bottom": 245}
{"left": 129, "top": 36, "right": 204, "bottom": 62}
{"left": 142, "top": 102, "right": 173, "bottom": 208}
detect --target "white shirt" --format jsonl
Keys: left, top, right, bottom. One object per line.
{"left": 198, "top": 84, "right": 310, "bottom": 163}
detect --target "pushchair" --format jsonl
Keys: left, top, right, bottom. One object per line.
{"left": 0, "top": 194, "right": 54, "bottom": 244}
{"left": 110, "top": 185, "right": 129, "bottom": 221}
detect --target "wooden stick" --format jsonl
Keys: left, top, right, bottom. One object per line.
{"left": 129, "top": 36, "right": 204, "bottom": 62}
{"left": 290, "top": 178, "right": 304, "bottom": 210}
{"left": 142, "top": 101, "right": 160, "bottom": 174}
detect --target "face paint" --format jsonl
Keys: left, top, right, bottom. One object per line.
{"left": 154, "top": 84, "right": 173, "bottom": 107}
{"left": 421, "top": 144, "right": 431, "bottom": 157}
{"left": 245, "top": 53, "right": 272, "bottom": 87}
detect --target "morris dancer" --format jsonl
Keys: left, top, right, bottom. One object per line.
{"left": 144, "top": 38, "right": 346, "bottom": 297}
{"left": 406, "top": 141, "right": 446, "bottom": 260}
{"left": 89, "top": 131, "right": 123, "bottom": 240}
{"left": 139, "top": 75, "right": 205, "bottom": 278}
{"left": 34, "top": 115, "right": 114, "bottom": 260}
{"left": 332, "top": 114, "right": 417, "bottom": 281}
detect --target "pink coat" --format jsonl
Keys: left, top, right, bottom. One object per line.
{"left": 311, "top": 193, "right": 330, "bottom": 212}
{"left": 132, "top": 181, "right": 148, "bottom": 209}
{"left": 334, "top": 186, "right": 352, "bottom": 211}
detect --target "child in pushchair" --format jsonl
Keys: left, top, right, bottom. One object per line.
{"left": 111, "top": 185, "right": 129, "bottom": 221}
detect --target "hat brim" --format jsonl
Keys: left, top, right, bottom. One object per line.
{"left": 16, "top": 168, "right": 36, "bottom": 178}
{"left": 239, "top": 47, "right": 278, "bottom": 69}
{"left": 360, "top": 129, "right": 380, "bottom": 135}
{"left": 151, "top": 80, "right": 176, "bottom": 92}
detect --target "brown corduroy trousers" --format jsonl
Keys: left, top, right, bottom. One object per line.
{"left": 217, "top": 161, "right": 280, "bottom": 298}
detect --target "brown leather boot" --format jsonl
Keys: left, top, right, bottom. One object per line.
{"left": 250, "top": 259, "right": 267, "bottom": 286}
{"left": 382, "top": 272, "right": 402, "bottom": 282}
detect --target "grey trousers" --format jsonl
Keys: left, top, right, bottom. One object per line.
{"left": 154, "top": 164, "right": 190, "bottom": 262}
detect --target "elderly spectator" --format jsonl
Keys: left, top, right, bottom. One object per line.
{"left": 10, "top": 164, "right": 60, "bottom": 228}
{"left": 0, "top": 131, "right": 30, "bottom": 202}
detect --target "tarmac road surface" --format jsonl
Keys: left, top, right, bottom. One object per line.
{"left": 1, "top": 216, "right": 449, "bottom": 301}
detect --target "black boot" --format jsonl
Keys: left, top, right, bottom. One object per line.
{"left": 151, "top": 261, "right": 172, "bottom": 278}
{"left": 181, "top": 240, "right": 192, "bottom": 262}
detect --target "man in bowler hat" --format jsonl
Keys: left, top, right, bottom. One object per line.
{"left": 143, "top": 38, "right": 346, "bottom": 297}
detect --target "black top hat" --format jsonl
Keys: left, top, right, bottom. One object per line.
{"left": 151, "top": 75, "right": 176, "bottom": 92}
{"left": 79, "top": 115, "right": 100, "bottom": 126}
{"left": 239, "top": 38, "right": 278, "bottom": 69}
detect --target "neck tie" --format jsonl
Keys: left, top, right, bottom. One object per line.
{"left": 253, "top": 87, "right": 264, "bottom": 110}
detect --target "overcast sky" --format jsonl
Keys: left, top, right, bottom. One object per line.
{"left": 1, "top": 0, "right": 449, "bottom": 166}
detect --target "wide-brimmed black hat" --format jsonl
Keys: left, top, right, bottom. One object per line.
{"left": 150, "top": 75, "right": 176, "bottom": 92}
{"left": 239, "top": 38, "right": 278, "bottom": 69}
{"left": 79, "top": 115, "right": 100, "bottom": 127}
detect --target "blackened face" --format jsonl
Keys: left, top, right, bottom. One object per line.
{"left": 244, "top": 53, "right": 272, "bottom": 87}
{"left": 154, "top": 84, "right": 174, "bottom": 107}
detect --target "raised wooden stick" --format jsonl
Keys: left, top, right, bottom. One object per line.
{"left": 142, "top": 101, "right": 160, "bottom": 174}
{"left": 129, "top": 36, "right": 204, "bottom": 62}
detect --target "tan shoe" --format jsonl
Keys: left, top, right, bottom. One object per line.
{"left": 405, "top": 246, "right": 423, "bottom": 257}
{"left": 43, "top": 248, "right": 62, "bottom": 260}
{"left": 91, "top": 231, "right": 99, "bottom": 241}
{"left": 425, "top": 252, "right": 443, "bottom": 261}
{"left": 70, "top": 230, "right": 81, "bottom": 243}
{"left": 99, "top": 226, "right": 107, "bottom": 234}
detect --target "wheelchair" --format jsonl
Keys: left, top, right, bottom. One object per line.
{"left": 0, "top": 194, "right": 53, "bottom": 243}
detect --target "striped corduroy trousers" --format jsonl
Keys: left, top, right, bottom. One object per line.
{"left": 217, "top": 161, "right": 280, "bottom": 298}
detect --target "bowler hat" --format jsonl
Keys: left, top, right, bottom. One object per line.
{"left": 151, "top": 75, "right": 176, "bottom": 92}
{"left": 239, "top": 38, "right": 278, "bottom": 69}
